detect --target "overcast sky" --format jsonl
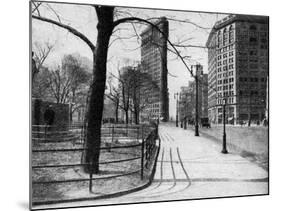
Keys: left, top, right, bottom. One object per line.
{"left": 32, "top": 2, "right": 227, "bottom": 119}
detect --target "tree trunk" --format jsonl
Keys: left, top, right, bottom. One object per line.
{"left": 115, "top": 103, "right": 119, "bottom": 123}
{"left": 125, "top": 110, "right": 129, "bottom": 124}
{"left": 134, "top": 110, "right": 139, "bottom": 125}
{"left": 84, "top": 6, "right": 114, "bottom": 174}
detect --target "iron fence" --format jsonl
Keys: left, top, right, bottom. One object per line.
{"left": 31, "top": 123, "right": 159, "bottom": 200}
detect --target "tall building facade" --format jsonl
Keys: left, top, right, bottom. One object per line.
{"left": 206, "top": 15, "right": 269, "bottom": 124}
{"left": 140, "top": 17, "right": 169, "bottom": 122}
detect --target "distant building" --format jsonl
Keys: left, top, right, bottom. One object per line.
{"left": 179, "top": 65, "right": 208, "bottom": 122}
{"left": 206, "top": 14, "right": 269, "bottom": 124}
{"left": 140, "top": 17, "right": 169, "bottom": 122}
{"left": 179, "top": 86, "right": 194, "bottom": 122}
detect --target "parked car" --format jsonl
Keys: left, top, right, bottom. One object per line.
{"left": 200, "top": 118, "right": 211, "bottom": 128}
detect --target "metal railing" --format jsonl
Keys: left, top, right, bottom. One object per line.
{"left": 32, "top": 123, "right": 159, "bottom": 198}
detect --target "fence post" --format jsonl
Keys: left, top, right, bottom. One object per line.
{"left": 137, "top": 127, "right": 139, "bottom": 142}
{"left": 109, "top": 126, "right": 114, "bottom": 152}
{"left": 89, "top": 160, "right": 93, "bottom": 193}
{"left": 141, "top": 138, "right": 144, "bottom": 180}
{"left": 44, "top": 125, "right": 47, "bottom": 141}
{"left": 141, "top": 126, "right": 144, "bottom": 180}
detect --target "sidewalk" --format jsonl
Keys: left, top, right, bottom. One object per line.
{"left": 160, "top": 123, "right": 268, "bottom": 180}
{"left": 155, "top": 123, "right": 268, "bottom": 199}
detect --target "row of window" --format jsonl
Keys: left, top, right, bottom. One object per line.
{"left": 217, "top": 71, "right": 234, "bottom": 78}
{"left": 239, "top": 77, "right": 266, "bottom": 83}
{"left": 217, "top": 83, "right": 234, "bottom": 91}
{"left": 217, "top": 64, "right": 235, "bottom": 72}
{"left": 217, "top": 97, "right": 235, "bottom": 105}
{"left": 217, "top": 44, "right": 235, "bottom": 53}
{"left": 218, "top": 58, "right": 234, "bottom": 66}
{"left": 218, "top": 77, "right": 234, "bottom": 84}
{"left": 239, "top": 90, "right": 260, "bottom": 96}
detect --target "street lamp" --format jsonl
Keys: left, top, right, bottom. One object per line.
{"left": 180, "top": 92, "right": 189, "bottom": 130}
{"left": 191, "top": 64, "right": 202, "bottom": 137}
{"left": 174, "top": 93, "right": 180, "bottom": 127}
{"left": 221, "top": 98, "right": 228, "bottom": 154}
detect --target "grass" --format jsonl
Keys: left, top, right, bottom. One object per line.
{"left": 32, "top": 134, "right": 158, "bottom": 205}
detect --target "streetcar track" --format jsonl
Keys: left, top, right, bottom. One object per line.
{"left": 168, "top": 147, "right": 177, "bottom": 190}
{"left": 150, "top": 147, "right": 165, "bottom": 190}
{"left": 120, "top": 143, "right": 166, "bottom": 197}
{"left": 166, "top": 133, "right": 175, "bottom": 142}
{"left": 160, "top": 133, "right": 168, "bottom": 142}
{"left": 124, "top": 130, "right": 190, "bottom": 199}
{"left": 141, "top": 133, "right": 192, "bottom": 198}
{"left": 176, "top": 147, "right": 192, "bottom": 190}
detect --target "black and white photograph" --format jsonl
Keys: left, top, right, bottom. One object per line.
{"left": 30, "top": 0, "right": 269, "bottom": 210}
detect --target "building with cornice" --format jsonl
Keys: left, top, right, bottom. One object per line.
{"left": 206, "top": 14, "right": 269, "bottom": 124}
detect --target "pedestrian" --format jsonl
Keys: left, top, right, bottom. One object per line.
{"left": 44, "top": 105, "right": 55, "bottom": 128}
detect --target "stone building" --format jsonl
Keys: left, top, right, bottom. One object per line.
{"left": 32, "top": 98, "right": 70, "bottom": 129}
{"left": 140, "top": 17, "right": 169, "bottom": 122}
{"left": 206, "top": 14, "right": 269, "bottom": 124}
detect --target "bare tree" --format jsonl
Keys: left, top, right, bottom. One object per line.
{"left": 33, "top": 41, "right": 55, "bottom": 71}
{"left": 32, "top": 3, "right": 214, "bottom": 174}
{"left": 62, "top": 54, "right": 91, "bottom": 121}
{"left": 106, "top": 75, "right": 121, "bottom": 123}
{"left": 32, "top": 41, "right": 55, "bottom": 86}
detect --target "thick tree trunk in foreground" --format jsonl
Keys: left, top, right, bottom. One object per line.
{"left": 84, "top": 6, "right": 114, "bottom": 174}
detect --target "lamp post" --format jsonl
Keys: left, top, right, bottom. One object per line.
{"left": 221, "top": 98, "right": 228, "bottom": 154}
{"left": 180, "top": 92, "right": 189, "bottom": 130}
{"left": 191, "top": 64, "right": 202, "bottom": 137}
{"left": 174, "top": 92, "right": 179, "bottom": 127}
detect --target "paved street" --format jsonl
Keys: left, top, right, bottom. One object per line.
{"left": 59, "top": 123, "right": 268, "bottom": 207}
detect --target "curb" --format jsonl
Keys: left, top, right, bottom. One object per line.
{"left": 32, "top": 138, "right": 161, "bottom": 208}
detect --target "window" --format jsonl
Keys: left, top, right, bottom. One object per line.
{"left": 229, "top": 25, "right": 234, "bottom": 43}
{"left": 249, "top": 50, "right": 258, "bottom": 56}
{"left": 223, "top": 28, "right": 228, "bottom": 45}
{"left": 249, "top": 37, "right": 257, "bottom": 42}
{"left": 249, "top": 25, "right": 257, "bottom": 31}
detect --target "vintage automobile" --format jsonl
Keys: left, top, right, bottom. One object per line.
{"left": 200, "top": 117, "right": 211, "bottom": 128}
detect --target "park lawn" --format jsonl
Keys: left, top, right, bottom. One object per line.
{"left": 32, "top": 139, "right": 157, "bottom": 204}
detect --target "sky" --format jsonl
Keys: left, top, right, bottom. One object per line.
{"left": 32, "top": 2, "right": 227, "bottom": 119}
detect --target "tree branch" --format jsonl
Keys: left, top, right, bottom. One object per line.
{"left": 32, "top": 15, "right": 95, "bottom": 52}
{"left": 113, "top": 17, "right": 195, "bottom": 77}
